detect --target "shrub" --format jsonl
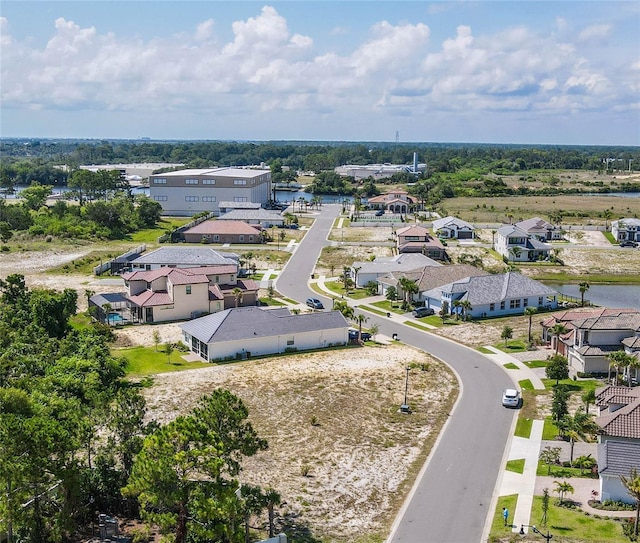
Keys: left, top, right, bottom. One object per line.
{"left": 301, "top": 464, "right": 311, "bottom": 477}
{"left": 310, "top": 415, "right": 320, "bottom": 426}
{"left": 0, "top": 245, "right": 9, "bottom": 252}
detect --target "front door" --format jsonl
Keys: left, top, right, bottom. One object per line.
{"left": 145, "top": 307, "right": 153, "bottom": 323}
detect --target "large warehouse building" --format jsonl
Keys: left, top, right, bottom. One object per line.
{"left": 149, "top": 167, "right": 271, "bottom": 216}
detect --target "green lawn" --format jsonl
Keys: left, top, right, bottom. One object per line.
{"left": 478, "top": 346, "right": 495, "bottom": 354}
{"left": 323, "top": 280, "right": 372, "bottom": 300}
{"left": 519, "top": 379, "right": 534, "bottom": 391}
{"left": 525, "top": 360, "right": 548, "bottom": 369}
{"left": 515, "top": 417, "right": 533, "bottom": 439}
{"left": 116, "top": 345, "right": 211, "bottom": 376}
{"left": 496, "top": 340, "right": 528, "bottom": 353}
{"left": 506, "top": 459, "right": 525, "bottom": 474}
{"left": 536, "top": 459, "right": 599, "bottom": 479}
{"left": 504, "top": 362, "right": 519, "bottom": 370}
{"left": 542, "top": 378, "right": 600, "bottom": 394}
{"left": 542, "top": 417, "right": 561, "bottom": 440}
{"left": 259, "top": 297, "right": 286, "bottom": 306}
{"left": 489, "top": 496, "right": 629, "bottom": 543}
{"left": 128, "top": 217, "right": 191, "bottom": 243}
{"left": 405, "top": 321, "right": 433, "bottom": 332}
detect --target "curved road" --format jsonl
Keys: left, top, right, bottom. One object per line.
{"left": 276, "top": 205, "right": 516, "bottom": 543}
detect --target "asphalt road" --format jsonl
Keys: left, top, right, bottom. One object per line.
{"left": 276, "top": 205, "right": 516, "bottom": 543}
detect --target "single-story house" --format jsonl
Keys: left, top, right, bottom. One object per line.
{"left": 128, "top": 246, "right": 238, "bottom": 272}
{"left": 516, "top": 217, "right": 563, "bottom": 241}
{"left": 612, "top": 218, "right": 640, "bottom": 243}
{"left": 180, "top": 306, "right": 349, "bottom": 361}
{"left": 396, "top": 224, "right": 447, "bottom": 259}
{"left": 350, "top": 253, "right": 441, "bottom": 288}
{"left": 595, "top": 385, "right": 640, "bottom": 503}
{"left": 432, "top": 216, "right": 475, "bottom": 240}
{"left": 494, "top": 225, "right": 552, "bottom": 262}
{"left": 182, "top": 220, "right": 263, "bottom": 244}
{"left": 121, "top": 265, "right": 258, "bottom": 323}
{"left": 217, "top": 208, "right": 285, "bottom": 228}
{"left": 378, "top": 264, "right": 488, "bottom": 306}
{"left": 421, "top": 272, "right": 558, "bottom": 318}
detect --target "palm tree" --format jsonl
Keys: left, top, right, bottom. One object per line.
{"left": 264, "top": 488, "right": 282, "bottom": 538}
{"left": 352, "top": 266, "right": 362, "bottom": 288}
{"left": 550, "top": 323, "right": 569, "bottom": 354}
{"left": 620, "top": 468, "right": 640, "bottom": 537}
{"left": 102, "top": 302, "right": 113, "bottom": 324}
{"left": 508, "top": 245, "right": 522, "bottom": 261}
{"left": 398, "top": 277, "right": 419, "bottom": 308}
{"left": 524, "top": 306, "right": 538, "bottom": 345}
{"left": 553, "top": 480, "right": 574, "bottom": 505}
{"left": 385, "top": 286, "right": 398, "bottom": 307}
{"left": 232, "top": 287, "right": 243, "bottom": 308}
{"left": 451, "top": 299, "right": 461, "bottom": 320}
{"left": 559, "top": 409, "right": 596, "bottom": 465}
{"left": 607, "top": 351, "right": 635, "bottom": 386}
{"left": 602, "top": 209, "right": 613, "bottom": 231}
{"left": 578, "top": 281, "right": 590, "bottom": 307}
{"left": 582, "top": 388, "right": 596, "bottom": 414}
{"left": 355, "top": 313, "right": 369, "bottom": 342}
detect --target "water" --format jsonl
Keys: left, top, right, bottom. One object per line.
{"left": 548, "top": 283, "right": 640, "bottom": 311}
{"left": 274, "top": 189, "right": 353, "bottom": 205}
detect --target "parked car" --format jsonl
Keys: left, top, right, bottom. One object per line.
{"left": 502, "top": 388, "right": 520, "bottom": 408}
{"left": 289, "top": 224, "right": 299, "bottom": 229}
{"left": 349, "top": 329, "right": 372, "bottom": 341}
{"left": 375, "top": 209, "right": 385, "bottom": 216}
{"left": 619, "top": 240, "right": 638, "bottom": 247}
{"left": 413, "top": 307, "right": 435, "bottom": 318}
{"left": 306, "top": 298, "right": 324, "bottom": 309}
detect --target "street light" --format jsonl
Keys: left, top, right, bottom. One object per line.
{"left": 519, "top": 524, "right": 553, "bottom": 542}
{"left": 400, "top": 365, "right": 411, "bottom": 413}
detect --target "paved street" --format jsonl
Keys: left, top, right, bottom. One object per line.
{"left": 276, "top": 205, "right": 516, "bottom": 543}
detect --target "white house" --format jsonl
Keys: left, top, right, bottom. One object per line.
{"left": 421, "top": 272, "right": 558, "bottom": 318}
{"left": 494, "top": 225, "right": 552, "bottom": 262}
{"left": 432, "top": 216, "right": 475, "bottom": 240}
{"left": 516, "top": 217, "right": 563, "bottom": 241}
{"left": 350, "top": 253, "right": 441, "bottom": 288}
{"left": 612, "top": 218, "right": 640, "bottom": 243}
{"left": 180, "top": 307, "right": 349, "bottom": 362}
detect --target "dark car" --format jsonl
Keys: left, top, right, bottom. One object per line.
{"left": 412, "top": 307, "right": 435, "bottom": 318}
{"left": 349, "top": 329, "right": 371, "bottom": 341}
{"left": 620, "top": 240, "right": 638, "bottom": 248}
{"left": 306, "top": 298, "right": 324, "bottom": 309}
{"left": 375, "top": 209, "right": 385, "bottom": 216}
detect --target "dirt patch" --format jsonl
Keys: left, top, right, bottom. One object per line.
{"left": 141, "top": 344, "right": 457, "bottom": 541}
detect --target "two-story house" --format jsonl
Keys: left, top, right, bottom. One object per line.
{"left": 494, "top": 224, "right": 552, "bottom": 262}
{"left": 612, "top": 218, "right": 640, "bottom": 243}
{"left": 516, "top": 217, "right": 563, "bottom": 241}
{"left": 396, "top": 224, "right": 446, "bottom": 259}
{"left": 366, "top": 190, "right": 416, "bottom": 214}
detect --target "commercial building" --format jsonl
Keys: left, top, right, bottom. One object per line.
{"left": 149, "top": 167, "right": 271, "bottom": 216}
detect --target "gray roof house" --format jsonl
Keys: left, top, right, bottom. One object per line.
{"left": 128, "top": 247, "right": 238, "bottom": 271}
{"left": 350, "top": 253, "right": 442, "bottom": 288}
{"left": 432, "top": 216, "right": 475, "bottom": 239}
{"left": 377, "top": 264, "right": 488, "bottom": 305}
{"left": 515, "top": 217, "right": 563, "bottom": 241}
{"left": 494, "top": 224, "right": 552, "bottom": 262}
{"left": 612, "top": 217, "right": 640, "bottom": 243}
{"left": 421, "top": 272, "right": 558, "bottom": 318}
{"left": 179, "top": 306, "right": 349, "bottom": 362}
{"left": 596, "top": 385, "right": 640, "bottom": 503}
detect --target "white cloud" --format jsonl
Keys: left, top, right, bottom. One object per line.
{"left": 0, "top": 5, "right": 637, "bottom": 142}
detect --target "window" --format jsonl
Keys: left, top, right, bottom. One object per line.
{"left": 233, "top": 197, "right": 248, "bottom": 202}
{"left": 239, "top": 235, "right": 244, "bottom": 242}
{"left": 523, "top": 298, "right": 528, "bottom": 307}
{"left": 186, "top": 285, "right": 192, "bottom": 295}
{"left": 153, "top": 195, "right": 168, "bottom": 201}
{"left": 200, "top": 343, "right": 208, "bottom": 359}
{"left": 153, "top": 178, "right": 167, "bottom": 184}
{"left": 538, "top": 297, "right": 544, "bottom": 305}
{"left": 202, "top": 179, "right": 216, "bottom": 185}
{"left": 202, "top": 196, "right": 217, "bottom": 202}
{"left": 287, "top": 338, "right": 295, "bottom": 346}
{"left": 489, "top": 303, "right": 495, "bottom": 312}
{"left": 406, "top": 236, "right": 420, "bottom": 241}
{"left": 185, "top": 196, "right": 199, "bottom": 202}
{"left": 234, "top": 179, "right": 247, "bottom": 185}
{"left": 185, "top": 179, "right": 199, "bottom": 184}
{"left": 500, "top": 301, "right": 505, "bottom": 310}
{"left": 213, "top": 235, "right": 219, "bottom": 242}
{"left": 509, "top": 299, "right": 521, "bottom": 309}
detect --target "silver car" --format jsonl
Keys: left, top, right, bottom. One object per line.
{"left": 502, "top": 388, "right": 520, "bottom": 408}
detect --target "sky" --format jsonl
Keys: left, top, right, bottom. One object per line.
{"left": 1, "top": 1, "right": 639, "bottom": 146}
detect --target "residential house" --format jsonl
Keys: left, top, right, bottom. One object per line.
{"left": 567, "top": 310, "right": 640, "bottom": 375}
{"left": 494, "top": 224, "right": 552, "bottom": 262}
{"left": 366, "top": 190, "right": 416, "bottom": 214}
{"left": 612, "top": 218, "right": 640, "bottom": 243}
{"left": 595, "top": 386, "right": 640, "bottom": 503}
{"left": 541, "top": 308, "right": 639, "bottom": 357}
{"left": 179, "top": 306, "right": 349, "bottom": 361}
{"left": 432, "top": 216, "right": 475, "bottom": 240}
{"left": 182, "top": 220, "right": 263, "bottom": 244}
{"left": 420, "top": 272, "right": 558, "bottom": 319}
{"left": 396, "top": 224, "right": 447, "bottom": 259}
{"left": 121, "top": 266, "right": 259, "bottom": 323}
{"left": 217, "top": 208, "right": 286, "bottom": 228}
{"left": 128, "top": 247, "right": 238, "bottom": 272}
{"left": 515, "top": 217, "right": 563, "bottom": 241}
{"left": 149, "top": 167, "right": 271, "bottom": 216}
{"left": 349, "top": 253, "right": 442, "bottom": 289}
{"left": 378, "top": 264, "right": 488, "bottom": 307}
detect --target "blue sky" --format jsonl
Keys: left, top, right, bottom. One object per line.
{"left": 1, "top": 1, "right": 639, "bottom": 145}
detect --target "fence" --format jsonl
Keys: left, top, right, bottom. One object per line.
{"left": 158, "top": 212, "right": 216, "bottom": 243}
{"left": 93, "top": 244, "right": 146, "bottom": 275}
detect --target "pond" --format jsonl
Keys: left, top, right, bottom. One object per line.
{"left": 548, "top": 283, "right": 640, "bottom": 311}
